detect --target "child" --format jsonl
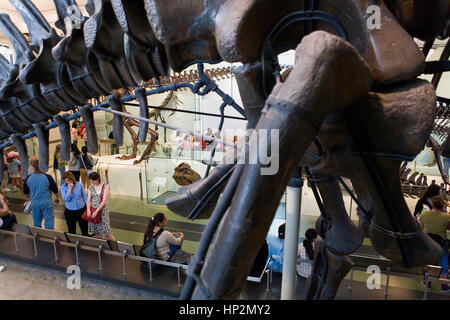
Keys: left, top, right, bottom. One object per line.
{"left": 182, "top": 135, "right": 191, "bottom": 150}
{"left": 7, "top": 154, "right": 22, "bottom": 192}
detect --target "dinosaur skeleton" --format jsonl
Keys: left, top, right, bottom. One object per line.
{"left": 0, "top": 0, "right": 448, "bottom": 300}
{"left": 106, "top": 90, "right": 181, "bottom": 164}
{"left": 143, "top": 65, "right": 293, "bottom": 89}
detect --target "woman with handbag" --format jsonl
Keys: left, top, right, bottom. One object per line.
{"left": 85, "top": 172, "right": 115, "bottom": 240}
{"left": 60, "top": 171, "right": 89, "bottom": 236}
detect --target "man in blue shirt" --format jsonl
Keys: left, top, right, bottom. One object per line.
{"left": 23, "top": 159, "right": 59, "bottom": 230}
{"left": 60, "top": 171, "right": 88, "bottom": 236}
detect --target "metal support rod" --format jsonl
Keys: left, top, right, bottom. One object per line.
{"left": 177, "top": 266, "right": 181, "bottom": 287}
{"left": 423, "top": 272, "right": 429, "bottom": 300}
{"left": 96, "top": 105, "right": 237, "bottom": 148}
{"left": 53, "top": 237, "right": 58, "bottom": 262}
{"left": 149, "top": 261, "right": 153, "bottom": 281}
{"left": 270, "top": 264, "right": 273, "bottom": 286}
{"left": 348, "top": 267, "right": 354, "bottom": 290}
{"left": 32, "top": 234, "right": 38, "bottom": 256}
{"left": 349, "top": 197, "right": 353, "bottom": 221}
{"left": 385, "top": 267, "right": 391, "bottom": 299}
{"left": 122, "top": 250, "right": 127, "bottom": 277}
{"left": 139, "top": 172, "right": 143, "bottom": 201}
{"left": 281, "top": 168, "right": 303, "bottom": 300}
{"left": 124, "top": 102, "right": 246, "bottom": 121}
{"left": 75, "top": 241, "right": 80, "bottom": 266}
{"left": 98, "top": 245, "right": 103, "bottom": 271}
{"left": 13, "top": 233, "right": 18, "bottom": 252}
{"left": 265, "top": 269, "right": 270, "bottom": 291}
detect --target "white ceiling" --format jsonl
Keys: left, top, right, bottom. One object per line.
{"left": 0, "top": 0, "right": 88, "bottom": 42}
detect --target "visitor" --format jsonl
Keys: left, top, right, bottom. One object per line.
{"left": 182, "top": 135, "right": 191, "bottom": 150}
{"left": 175, "top": 131, "right": 183, "bottom": 150}
{"left": 142, "top": 212, "right": 186, "bottom": 262}
{"left": 108, "top": 131, "right": 120, "bottom": 155}
{"left": 0, "top": 192, "right": 16, "bottom": 230}
{"left": 215, "top": 132, "right": 225, "bottom": 151}
{"left": 53, "top": 144, "right": 66, "bottom": 185}
{"left": 267, "top": 223, "right": 285, "bottom": 273}
{"left": 27, "top": 157, "right": 38, "bottom": 177}
{"left": 414, "top": 184, "right": 442, "bottom": 218}
{"left": 193, "top": 131, "right": 206, "bottom": 150}
{"left": 80, "top": 122, "right": 87, "bottom": 147}
{"left": 418, "top": 195, "right": 450, "bottom": 293}
{"left": 69, "top": 143, "right": 81, "bottom": 182}
{"left": 443, "top": 154, "right": 450, "bottom": 177}
{"left": 80, "top": 146, "right": 94, "bottom": 189}
{"left": 86, "top": 172, "right": 115, "bottom": 240}
{"left": 297, "top": 228, "right": 319, "bottom": 278}
{"left": 71, "top": 122, "right": 78, "bottom": 144}
{"left": 6, "top": 154, "right": 22, "bottom": 192}
{"left": 204, "top": 128, "right": 213, "bottom": 146}
{"left": 1, "top": 153, "right": 9, "bottom": 192}
{"left": 60, "top": 171, "right": 89, "bottom": 236}
{"left": 23, "top": 159, "right": 59, "bottom": 230}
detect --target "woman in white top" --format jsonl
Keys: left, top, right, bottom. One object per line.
{"left": 143, "top": 212, "right": 184, "bottom": 261}
{"left": 297, "top": 228, "right": 318, "bottom": 278}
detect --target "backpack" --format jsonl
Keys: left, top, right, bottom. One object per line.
{"left": 140, "top": 228, "right": 164, "bottom": 269}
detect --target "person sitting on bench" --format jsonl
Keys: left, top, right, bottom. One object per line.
{"left": 418, "top": 195, "right": 450, "bottom": 294}
{"left": 0, "top": 192, "right": 16, "bottom": 230}
{"left": 142, "top": 212, "right": 191, "bottom": 264}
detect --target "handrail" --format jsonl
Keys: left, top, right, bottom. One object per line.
{"left": 0, "top": 229, "right": 189, "bottom": 271}
{"left": 2, "top": 228, "right": 447, "bottom": 295}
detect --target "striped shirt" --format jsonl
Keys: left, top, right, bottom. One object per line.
{"left": 297, "top": 243, "right": 313, "bottom": 278}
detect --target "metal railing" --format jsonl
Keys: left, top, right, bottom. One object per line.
{"left": 0, "top": 228, "right": 189, "bottom": 288}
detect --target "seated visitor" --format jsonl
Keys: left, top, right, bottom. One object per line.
{"left": 418, "top": 195, "right": 450, "bottom": 293}
{"left": 414, "top": 184, "right": 442, "bottom": 218}
{"left": 297, "top": 228, "right": 319, "bottom": 278}
{"left": 0, "top": 192, "right": 16, "bottom": 230}
{"left": 141, "top": 212, "right": 191, "bottom": 264}
{"left": 267, "top": 223, "right": 285, "bottom": 273}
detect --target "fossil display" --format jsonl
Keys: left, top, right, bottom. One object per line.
{"left": 173, "top": 163, "right": 201, "bottom": 186}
